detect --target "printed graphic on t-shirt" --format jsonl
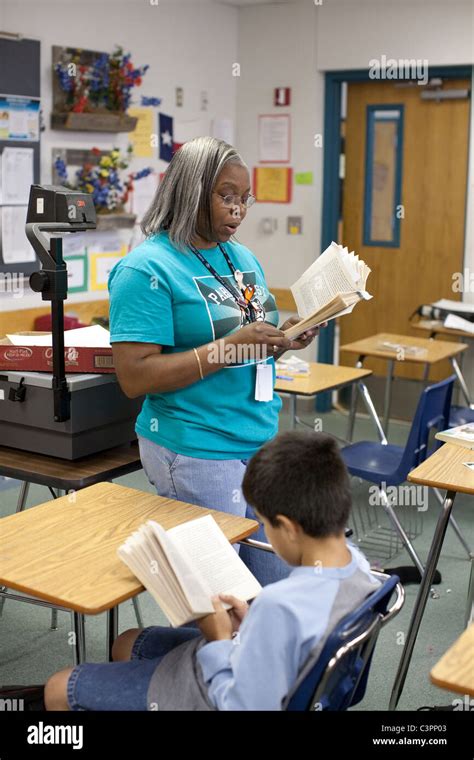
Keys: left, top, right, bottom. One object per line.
{"left": 194, "top": 270, "right": 278, "bottom": 341}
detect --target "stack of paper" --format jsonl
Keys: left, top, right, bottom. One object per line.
{"left": 275, "top": 355, "right": 310, "bottom": 376}
{"left": 6, "top": 325, "right": 111, "bottom": 348}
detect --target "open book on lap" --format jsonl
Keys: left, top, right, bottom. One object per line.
{"left": 283, "top": 242, "right": 372, "bottom": 340}
{"left": 118, "top": 514, "right": 262, "bottom": 627}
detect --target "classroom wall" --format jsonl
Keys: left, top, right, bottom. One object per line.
{"left": 236, "top": 0, "right": 474, "bottom": 370}
{"left": 0, "top": 0, "right": 238, "bottom": 317}
{"left": 316, "top": 0, "right": 474, "bottom": 71}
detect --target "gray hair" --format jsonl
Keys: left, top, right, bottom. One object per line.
{"left": 141, "top": 136, "right": 246, "bottom": 250}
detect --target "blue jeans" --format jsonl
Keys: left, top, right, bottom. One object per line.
{"left": 138, "top": 435, "right": 289, "bottom": 586}
{"left": 68, "top": 626, "right": 200, "bottom": 711}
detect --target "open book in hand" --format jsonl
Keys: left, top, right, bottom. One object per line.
{"left": 117, "top": 514, "right": 262, "bottom": 627}
{"left": 283, "top": 242, "right": 372, "bottom": 340}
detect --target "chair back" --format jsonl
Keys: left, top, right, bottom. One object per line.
{"left": 285, "top": 573, "right": 404, "bottom": 711}
{"left": 394, "top": 375, "right": 455, "bottom": 479}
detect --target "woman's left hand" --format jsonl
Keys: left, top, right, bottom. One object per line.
{"left": 279, "top": 317, "right": 328, "bottom": 351}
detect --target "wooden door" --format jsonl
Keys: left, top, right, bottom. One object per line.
{"left": 340, "top": 80, "right": 470, "bottom": 380}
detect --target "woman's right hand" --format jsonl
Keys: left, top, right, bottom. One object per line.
{"left": 225, "top": 321, "right": 292, "bottom": 354}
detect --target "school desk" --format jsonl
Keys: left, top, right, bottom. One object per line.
{"left": 0, "top": 482, "right": 259, "bottom": 665}
{"left": 0, "top": 442, "right": 144, "bottom": 629}
{"left": 389, "top": 443, "right": 474, "bottom": 710}
{"left": 340, "top": 333, "right": 469, "bottom": 435}
{"left": 411, "top": 319, "right": 474, "bottom": 410}
{"left": 274, "top": 362, "right": 386, "bottom": 442}
{"left": 430, "top": 624, "right": 474, "bottom": 698}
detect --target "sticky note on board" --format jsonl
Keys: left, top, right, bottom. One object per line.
{"left": 295, "top": 172, "right": 313, "bottom": 185}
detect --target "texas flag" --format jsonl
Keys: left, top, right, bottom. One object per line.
{"left": 158, "top": 113, "right": 174, "bottom": 162}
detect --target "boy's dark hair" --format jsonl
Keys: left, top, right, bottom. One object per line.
{"left": 242, "top": 431, "right": 351, "bottom": 538}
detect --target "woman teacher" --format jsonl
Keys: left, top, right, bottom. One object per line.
{"left": 109, "top": 137, "right": 322, "bottom": 585}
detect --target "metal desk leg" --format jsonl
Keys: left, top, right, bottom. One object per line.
{"left": 358, "top": 381, "right": 388, "bottom": 445}
{"left": 72, "top": 612, "right": 86, "bottom": 665}
{"left": 433, "top": 488, "right": 472, "bottom": 559}
{"left": 107, "top": 606, "right": 119, "bottom": 662}
{"left": 16, "top": 481, "right": 30, "bottom": 513}
{"left": 132, "top": 596, "right": 144, "bottom": 628}
{"left": 289, "top": 395, "right": 297, "bottom": 431}
{"left": 0, "top": 482, "right": 31, "bottom": 616}
{"left": 389, "top": 490, "right": 456, "bottom": 711}
{"left": 465, "top": 556, "right": 474, "bottom": 628}
{"left": 347, "top": 357, "right": 364, "bottom": 442}
{"left": 383, "top": 359, "right": 395, "bottom": 435}
{"left": 50, "top": 608, "right": 59, "bottom": 631}
{"left": 450, "top": 356, "right": 474, "bottom": 410}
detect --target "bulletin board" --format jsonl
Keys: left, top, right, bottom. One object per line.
{"left": 0, "top": 36, "right": 41, "bottom": 277}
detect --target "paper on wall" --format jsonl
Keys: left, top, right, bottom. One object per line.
{"left": 1, "top": 206, "right": 35, "bottom": 263}
{"left": 0, "top": 147, "right": 34, "bottom": 205}
{"left": 131, "top": 172, "right": 158, "bottom": 221}
{"left": 211, "top": 118, "right": 234, "bottom": 145}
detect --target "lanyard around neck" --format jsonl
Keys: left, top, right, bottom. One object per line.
{"left": 189, "top": 242, "right": 256, "bottom": 320}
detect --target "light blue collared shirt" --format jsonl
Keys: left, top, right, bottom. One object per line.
{"left": 196, "top": 544, "right": 380, "bottom": 710}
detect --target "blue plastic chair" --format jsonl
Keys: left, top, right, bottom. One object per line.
{"left": 285, "top": 572, "right": 404, "bottom": 711}
{"left": 340, "top": 376, "right": 456, "bottom": 576}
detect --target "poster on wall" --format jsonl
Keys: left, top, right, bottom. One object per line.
{"left": 90, "top": 248, "right": 127, "bottom": 291}
{"left": 253, "top": 167, "right": 292, "bottom": 203}
{"left": 128, "top": 107, "right": 154, "bottom": 158}
{"left": 64, "top": 252, "right": 88, "bottom": 293}
{"left": 0, "top": 96, "right": 40, "bottom": 141}
{"left": 258, "top": 114, "right": 290, "bottom": 163}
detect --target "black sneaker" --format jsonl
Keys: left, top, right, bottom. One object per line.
{"left": 383, "top": 566, "right": 442, "bottom": 585}
{"left": 0, "top": 685, "right": 45, "bottom": 711}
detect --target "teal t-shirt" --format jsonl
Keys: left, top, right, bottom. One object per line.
{"left": 108, "top": 231, "right": 282, "bottom": 459}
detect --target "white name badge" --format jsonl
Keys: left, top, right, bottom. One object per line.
{"left": 255, "top": 362, "right": 274, "bottom": 402}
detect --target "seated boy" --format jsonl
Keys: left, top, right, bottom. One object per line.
{"left": 45, "top": 430, "right": 380, "bottom": 711}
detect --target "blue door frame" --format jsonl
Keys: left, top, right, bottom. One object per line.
{"left": 316, "top": 65, "right": 473, "bottom": 412}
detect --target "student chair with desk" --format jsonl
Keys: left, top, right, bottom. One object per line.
{"left": 340, "top": 376, "right": 471, "bottom": 579}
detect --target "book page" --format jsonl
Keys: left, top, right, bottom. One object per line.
{"left": 146, "top": 521, "right": 215, "bottom": 617}
{"left": 291, "top": 243, "right": 360, "bottom": 318}
{"left": 117, "top": 531, "right": 191, "bottom": 626}
{"left": 168, "top": 515, "right": 262, "bottom": 604}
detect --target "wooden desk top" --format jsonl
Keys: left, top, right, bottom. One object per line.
{"left": 412, "top": 319, "right": 474, "bottom": 341}
{"left": 0, "top": 443, "right": 142, "bottom": 490}
{"left": 408, "top": 444, "right": 474, "bottom": 495}
{"left": 340, "top": 333, "right": 468, "bottom": 364}
{"left": 430, "top": 625, "right": 474, "bottom": 697}
{"left": 274, "top": 362, "right": 372, "bottom": 396}
{"left": 0, "top": 482, "right": 259, "bottom": 614}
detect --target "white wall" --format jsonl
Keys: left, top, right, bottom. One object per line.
{"left": 236, "top": 1, "right": 322, "bottom": 289}
{"left": 316, "top": 0, "right": 474, "bottom": 71}
{"left": 0, "top": 0, "right": 238, "bottom": 311}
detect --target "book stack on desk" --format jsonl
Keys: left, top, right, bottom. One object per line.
{"left": 275, "top": 355, "right": 310, "bottom": 380}
{"left": 436, "top": 423, "right": 474, "bottom": 451}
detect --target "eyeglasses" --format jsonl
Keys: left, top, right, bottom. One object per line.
{"left": 214, "top": 192, "right": 256, "bottom": 209}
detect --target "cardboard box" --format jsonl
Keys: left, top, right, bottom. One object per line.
{"left": 0, "top": 333, "right": 115, "bottom": 373}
